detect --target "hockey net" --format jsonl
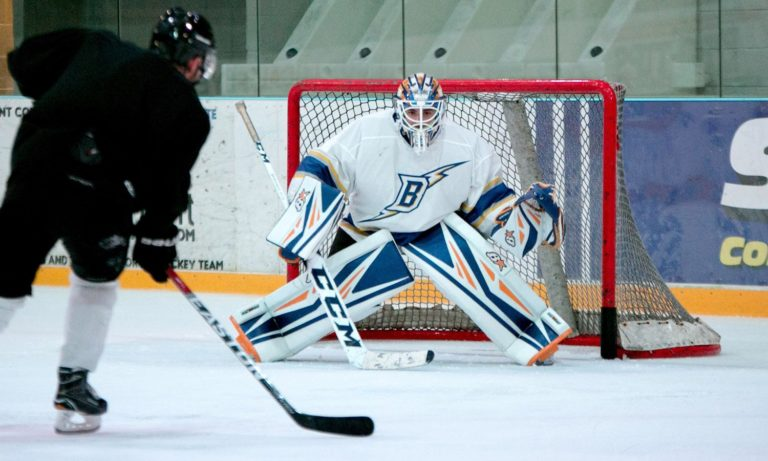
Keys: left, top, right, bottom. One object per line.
{"left": 286, "top": 79, "right": 720, "bottom": 359}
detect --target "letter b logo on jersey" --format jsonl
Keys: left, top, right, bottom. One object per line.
{"left": 361, "top": 161, "right": 467, "bottom": 222}
{"left": 394, "top": 178, "right": 427, "bottom": 211}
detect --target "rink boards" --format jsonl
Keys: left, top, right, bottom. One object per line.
{"left": 1, "top": 96, "right": 766, "bottom": 316}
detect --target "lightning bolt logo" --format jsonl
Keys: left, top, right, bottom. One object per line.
{"left": 361, "top": 161, "right": 467, "bottom": 223}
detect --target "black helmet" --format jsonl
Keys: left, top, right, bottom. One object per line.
{"left": 150, "top": 7, "right": 216, "bottom": 79}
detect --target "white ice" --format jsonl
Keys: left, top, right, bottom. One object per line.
{"left": 1, "top": 286, "right": 767, "bottom": 461}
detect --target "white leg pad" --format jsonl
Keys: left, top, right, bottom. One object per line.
{"left": 0, "top": 296, "right": 25, "bottom": 333}
{"left": 403, "top": 214, "right": 572, "bottom": 365}
{"left": 60, "top": 274, "right": 117, "bottom": 371}
{"left": 231, "top": 230, "right": 414, "bottom": 362}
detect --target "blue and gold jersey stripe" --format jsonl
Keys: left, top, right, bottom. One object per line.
{"left": 460, "top": 180, "right": 515, "bottom": 225}
{"left": 297, "top": 150, "right": 347, "bottom": 193}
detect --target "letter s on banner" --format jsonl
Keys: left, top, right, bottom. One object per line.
{"left": 721, "top": 118, "right": 768, "bottom": 210}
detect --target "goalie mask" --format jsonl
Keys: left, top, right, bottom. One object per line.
{"left": 394, "top": 73, "right": 446, "bottom": 154}
{"left": 150, "top": 7, "right": 217, "bottom": 80}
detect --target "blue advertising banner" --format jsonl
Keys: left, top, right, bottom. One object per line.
{"left": 623, "top": 101, "right": 768, "bottom": 286}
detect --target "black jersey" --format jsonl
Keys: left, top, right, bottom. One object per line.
{"left": 7, "top": 28, "right": 210, "bottom": 229}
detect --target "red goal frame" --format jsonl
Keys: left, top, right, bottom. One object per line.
{"left": 286, "top": 79, "right": 621, "bottom": 357}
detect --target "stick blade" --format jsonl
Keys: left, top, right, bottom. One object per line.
{"left": 358, "top": 350, "right": 435, "bottom": 370}
{"left": 292, "top": 413, "right": 374, "bottom": 436}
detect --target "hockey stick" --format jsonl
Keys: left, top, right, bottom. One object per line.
{"left": 235, "top": 101, "right": 433, "bottom": 370}
{"left": 305, "top": 255, "right": 434, "bottom": 369}
{"left": 167, "top": 268, "right": 374, "bottom": 436}
{"left": 235, "top": 102, "right": 289, "bottom": 206}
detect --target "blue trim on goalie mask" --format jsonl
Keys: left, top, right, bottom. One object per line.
{"left": 406, "top": 228, "right": 548, "bottom": 349}
{"left": 297, "top": 156, "right": 339, "bottom": 189}
{"left": 459, "top": 182, "right": 516, "bottom": 224}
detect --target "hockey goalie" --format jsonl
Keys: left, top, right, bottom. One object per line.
{"left": 231, "top": 73, "right": 570, "bottom": 366}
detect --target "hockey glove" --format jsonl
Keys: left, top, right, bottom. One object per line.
{"left": 133, "top": 223, "right": 178, "bottom": 283}
{"left": 517, "top": 182, "right": 564, "bottom": 249}
{"left": 489, "top": 182, "right": 564, "bottom": 260}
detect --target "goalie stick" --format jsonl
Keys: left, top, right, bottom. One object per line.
{"left": 167, "top": 268, "right": 374, "bottom": 436}
{"left": 235, "top": 101, "right": 434, "bottom": 370}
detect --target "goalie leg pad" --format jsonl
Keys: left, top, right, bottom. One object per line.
{"left": 231, "top": 230, "right": 414, "bottom": 361}
{"left": 267, "top": 175, "right": 345, "bottom": 260}
{"left": 403, "top": 214, "right": 571, "bottom": 366}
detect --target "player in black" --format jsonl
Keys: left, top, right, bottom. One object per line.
{"left": 0, "top": 7, "right": 215, "bottom": 433}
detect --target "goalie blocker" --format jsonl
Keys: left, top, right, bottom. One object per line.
{"left": 267, "top": 175, "right": 345, "bottom": 261}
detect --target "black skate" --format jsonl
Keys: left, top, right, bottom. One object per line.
{"left": 53, "top": 367, "right": 108, "bottom": 434}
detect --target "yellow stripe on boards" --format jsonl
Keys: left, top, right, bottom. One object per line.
{"left": 32, "top": 267, "right": 768, "bottom": 317}
{"left": 672, "top": 285, "right": 768, "bottom": 318}
{"left": 34, "top": 267, "right": 284, "bottom": 295}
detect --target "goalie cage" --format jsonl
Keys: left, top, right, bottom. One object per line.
{"left": 286, "top": 79, "right": 720, "bottom": 360}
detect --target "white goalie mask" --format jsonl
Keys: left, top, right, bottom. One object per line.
{"left": 394, "top": 73, "right": 446, "bottom": 154}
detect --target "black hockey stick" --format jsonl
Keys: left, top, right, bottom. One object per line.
{"left": 167, "top": 268, "right": 374, "bottom": 436}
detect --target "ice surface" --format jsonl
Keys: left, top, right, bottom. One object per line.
{"left": 1, "top": 286, "right": 767, "bottom": 461}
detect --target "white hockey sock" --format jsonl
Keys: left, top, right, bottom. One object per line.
{"left": 0, "top": 296, "right": 25, "bottom": 333}
{"left": 60, "top": 274, "right": 117, "bottom": 371}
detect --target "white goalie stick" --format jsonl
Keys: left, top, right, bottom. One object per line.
{"left": 235, "top": 101, "right": 434, "bottom": 370}
{"left": 167, "top": 268, "right": 374, "bottom": 436}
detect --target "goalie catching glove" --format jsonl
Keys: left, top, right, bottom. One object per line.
{"left": 489, "top": 182, "right": 564, "bottom": 260}
{"left": 132, "top": 221, "right": 178, "bottom": 282}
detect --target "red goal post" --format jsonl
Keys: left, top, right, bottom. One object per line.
{"left": 286, "top": 78, "right": 720, "bottom": 359}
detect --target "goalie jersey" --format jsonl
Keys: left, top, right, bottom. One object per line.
{"left": 293, "top": 110, "right": 516, "bottom": 242}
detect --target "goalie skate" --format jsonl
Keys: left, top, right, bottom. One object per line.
{"left": 53, "top": 367, "right": 107, "bottom": 434}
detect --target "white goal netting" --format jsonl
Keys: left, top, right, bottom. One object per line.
{"left": 287, "top": 79, "right": 720, "bottom": 357}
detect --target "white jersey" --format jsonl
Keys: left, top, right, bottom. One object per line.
{"left": 293, "top": 109, "right": 516, "bottom": 239}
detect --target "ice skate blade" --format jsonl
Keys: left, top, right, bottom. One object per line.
{"left": 54, "top": 410, "right": 102, "bottom": 434}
